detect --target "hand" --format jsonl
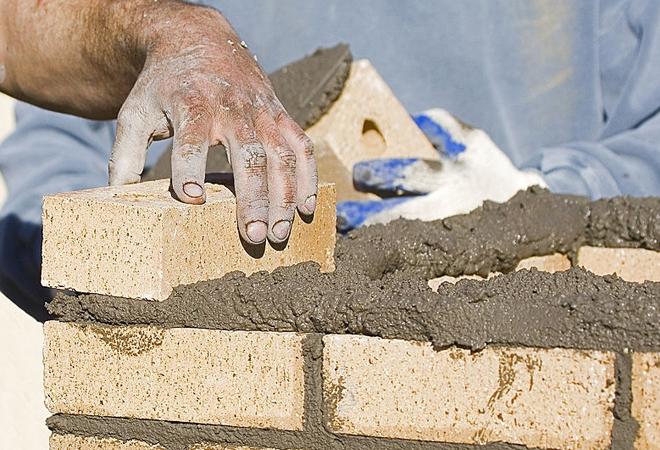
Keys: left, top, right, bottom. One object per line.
{"left": 108, "top": 7, "right": 317, "bottom": 245}
{"left": 337, "top": 109, "right": 545, "bottom": 231}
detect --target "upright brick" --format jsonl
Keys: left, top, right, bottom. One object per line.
{"left": 306, "top": 60, "right": 437, "bottom": 200}
{"left": 577, "top": 247, "right": 660, "bottom": 283}
{"left": 632, "top": 353, "right": 660, "bottom": 449}
{"left": 44, "top": 322, "right": 305, "bottom": 430}
{"left": 323, "top": 335, "right": 615, "bottom": 449}
{"left": 41, "top": 180, "right": 335, "bottom": 300}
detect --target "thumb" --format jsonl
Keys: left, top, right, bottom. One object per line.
{"left": 109, "top": 109, "right": 152, "bottom": 186}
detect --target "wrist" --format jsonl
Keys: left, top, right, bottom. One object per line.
{"left": 133, "top": 3, "right": 234, "bottom": 64}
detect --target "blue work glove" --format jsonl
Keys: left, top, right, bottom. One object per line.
{"left": 336, "top": 109, "right": 545, "bottom": 232}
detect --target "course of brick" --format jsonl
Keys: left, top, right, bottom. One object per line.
{"left": 42, "top": 183, "right": 659, "bottom": 449}
{"left": 41, "top": 180, "right": 336, "bottom": 300}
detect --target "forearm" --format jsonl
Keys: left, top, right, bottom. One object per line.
{"left": 0, "top": 0, "right": 227, "bottom": 119}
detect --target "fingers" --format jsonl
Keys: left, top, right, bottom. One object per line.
{"left": 227, "top": 121, "right": 269, "bottom": 244}
{"left": 170, "top": 105, "right": 212, "bottom": 205}
{"left": 109, "top": 108, "right": 153, "bottom": 186}
{"left": 254, "top": 111, "right": 297, "bottom": 244}
{"left": 276, "top": 114, "right": 318, "bottom": 216}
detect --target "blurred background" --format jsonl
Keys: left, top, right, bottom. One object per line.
{"left": 0, "top": 94, "right": 49, "bottom": 449}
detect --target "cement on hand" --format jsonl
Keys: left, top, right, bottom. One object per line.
{"left": 143, "top": 44, "right": 352, "bottom": 181}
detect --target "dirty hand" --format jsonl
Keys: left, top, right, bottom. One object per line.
{"left": 108, "top": 8, "right": 317, "bottom": 245}
{"left": 336, "top": 109, "right": 545, "bottom": 231}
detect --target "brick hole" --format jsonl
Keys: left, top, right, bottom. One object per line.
{"left": 360, "top": 119, "right": 386, "bottom": 153}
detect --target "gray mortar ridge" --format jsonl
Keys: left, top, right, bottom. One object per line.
{"left": 143, "top": 43, "right": 352, "bottom": 181}
{"left": 49, "top": 188, "right": 660, "bottom": 353}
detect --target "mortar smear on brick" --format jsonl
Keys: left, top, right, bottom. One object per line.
{"left": 632, "top": 353, "right": 660, "bottom": 449}
{"left": 50, "top": 434, "right": 164, "bottom": 449}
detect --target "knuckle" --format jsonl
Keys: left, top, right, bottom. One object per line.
{"left": 272, "top": 145, "right": 296, "bottom": 169}
{"left": 242, "top": 143, "right": 267, "bottom": 171}
{"left": 299, "top": 134, "right": 315, "bottom": 158}
{"left": 174, "top": 142, "right": 204, "bottom": 159}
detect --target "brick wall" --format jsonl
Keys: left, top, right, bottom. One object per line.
{"left": 42, "top": 184, "right": 659, "bottom": 449}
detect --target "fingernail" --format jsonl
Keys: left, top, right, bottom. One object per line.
{"left": 304, "top": 195, "right": 317, "bottom": 213}
{"left": 272, "top": 220, "right": 291, "bottom": 241}
{"left": 183, "top": 182, "right": 204, "bottom": 198}
{"left": 246, "top": 221, "right": 267, "bottom": 243}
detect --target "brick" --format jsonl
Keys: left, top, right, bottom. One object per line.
{"left": 306, "top": 60, "right": 437, "bottom": 196}
{"left": 50, "top": 434, "right": 163, "bottom": 449}
{"left": 515, "top": 253, "right": 571, "bottom": 272}
{"left": 41, "top": 180, "right": 335, "bottom": 300}
{"left": 323, "top": 335, "right": 615, "bottom": 449}
{"left": 428, "top": 254, "right": 570, "bottom": 291}
{"left": 427, "top": 274, "right": 496, "bottom": 292}
{"left": 44, "top": 322, "right": 305, "bottom": 430}
{"left": 632, "top": 353, "right": 660, "bottom": 449}
{"left": 577, "top": 247, "right": 660, "bottom": 283}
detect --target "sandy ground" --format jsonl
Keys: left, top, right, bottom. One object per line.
{"left": 0, "top": 94, "right": 50, "bottom": 449}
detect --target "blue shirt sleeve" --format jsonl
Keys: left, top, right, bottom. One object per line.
{"left": 522, "top": 0, "right": 660, "bottom": 198}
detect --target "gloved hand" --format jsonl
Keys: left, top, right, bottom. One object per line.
{"left": 336, "top": 108, "right": 545, "bottom": 232}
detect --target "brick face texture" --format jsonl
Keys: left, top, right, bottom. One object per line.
{"left": 632, "top": 353, "right": 660, "bottom": 449}
{"left": 577, "top": 247, "right": 660, "bottom": 283}
{"left": 44, "top": 322, "right": 305, "bottom": 430}
{"left": 323, "top": 335, "right": 616, "bottom": 449}
{"left": 41, "top": 180, "right": 336, "bottom": 300}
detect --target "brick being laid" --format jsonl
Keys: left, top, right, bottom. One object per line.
{"left": 323, "top": 335, "right": 616, "bottom": 449}
{"left": 44, "top": 322, "right": 305, "bottom": 431}
{"left": 41, "top": 180, "right": 336, "bottom": 300}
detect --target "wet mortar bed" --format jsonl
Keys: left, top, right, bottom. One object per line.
{"left": 49, "top": 187, "right": 660, "bottom": 353}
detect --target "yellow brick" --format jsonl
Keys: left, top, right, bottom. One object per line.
{"left": 578, "top": 247, "right": 660, "bottom": 283}
{"left": 515, "top": 253, "right": 571, "bottom": 272}
{"left": 41, "top": 180, "right": 335, "bottom": 300}
{"left": 44, "top": 322, "right": 305, "bottom": 430}
{"left": 632, "top": 353, "right": 660, "bottom": 449}
{"left": 323, "top": 335, "right": 615, "bottom": 449}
